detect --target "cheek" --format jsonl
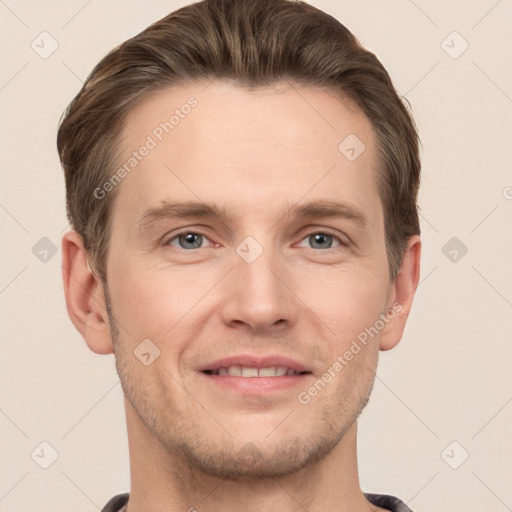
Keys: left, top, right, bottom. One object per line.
{"left": 109, "top": 262, "right": 211, "bottom": 344}
{"left": 296, "top": 266, "right": 388, "bottom": 334}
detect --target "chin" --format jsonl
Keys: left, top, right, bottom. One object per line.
{"left": 169, "top": 427, "right": 344, "bottom": 481}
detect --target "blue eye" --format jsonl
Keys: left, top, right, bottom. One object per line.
{"left": 167, "top": 232, "right": 208, "bottom": 249}
{"left": 165, "top": 230, "right": 345, "bottom": 251}
{"left": 298, "top": 232, "right": 342, "bottom": 250}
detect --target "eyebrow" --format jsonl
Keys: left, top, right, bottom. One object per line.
{"left": 136, "top": 199, "right": 369, "bottom": 232}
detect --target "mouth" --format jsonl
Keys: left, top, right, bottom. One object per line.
{"left": 198, "top": 355, "right": 312, "bottom": 393}
{"left": 203, "top": 366, "right": 309, "bottom": 377}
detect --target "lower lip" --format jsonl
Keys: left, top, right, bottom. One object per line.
{"left": 200, "top": 372, "right": 311, "bottom": 394}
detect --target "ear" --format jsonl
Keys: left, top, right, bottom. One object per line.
{"left": 379, "top": 235, "right": 421, "bottom": 351}
{"left": 61, "top": 230, "right": 114, "bottom": 355}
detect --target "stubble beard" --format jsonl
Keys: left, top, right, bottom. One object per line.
{"left": 104, "top": 287, "right": 376, "bottom": 481}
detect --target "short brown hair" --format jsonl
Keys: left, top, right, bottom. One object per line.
{"left": 57, "top": 0, "right": 421, "bottom": 283}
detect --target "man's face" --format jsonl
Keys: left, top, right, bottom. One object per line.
{"left": 105, "top": 80, "right": 394, "bottom": 478}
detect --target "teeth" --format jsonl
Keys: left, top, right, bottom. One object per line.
{"left": 258, "top": 367, "right": 277, "bottom": 377}
{"left": 241, "top": 367, "right": 259, "bottom": 377}
{"left": 227, "top": 365, "right": 242, "bottom": 376}
{"left": 212, "top": 366, "right": 302, "bottom": 377}
{"left": 277, "top": 366, "right": 288, "bottom": 376}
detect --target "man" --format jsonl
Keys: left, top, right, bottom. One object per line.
{"left": 57, "top": 0, "right": 421, "bottom": 510}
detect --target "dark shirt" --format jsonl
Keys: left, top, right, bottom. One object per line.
{"left": 101, "top": 492, "right": 413, "bottom": 511}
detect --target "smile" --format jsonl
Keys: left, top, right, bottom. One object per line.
{"left": 203, "top": 366, "right": 309, "bottom": 377}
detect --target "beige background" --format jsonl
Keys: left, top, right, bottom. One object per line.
{"left": 1, "top": 0, "right": 511, "bottom": 511}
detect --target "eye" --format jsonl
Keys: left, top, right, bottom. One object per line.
{"left": 297, "top": 231, "right": 343, "bottom": 250}
{"left": 166, "top": 231, "right": 211, "bottom": 250}
{"left": 164, "top": 230, "right": 346, "bottom": 251}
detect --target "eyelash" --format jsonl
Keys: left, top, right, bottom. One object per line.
{"left": 164, "top": 229, "right": 347, "bottom": 250}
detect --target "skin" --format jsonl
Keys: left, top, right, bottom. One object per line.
{"left": 62, "top": 80, "right": 421, "bottom": 512}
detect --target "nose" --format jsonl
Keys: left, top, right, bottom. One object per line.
{"left": 219, "top": 244, "right": 298, "bottom": 334}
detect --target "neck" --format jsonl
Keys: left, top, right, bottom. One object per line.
{"left": 124, "top": 399, "right": 375, "bottom": 512}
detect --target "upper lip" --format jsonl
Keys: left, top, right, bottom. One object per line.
{"left": 198, "top": 354, "right": 310, "bottom": 373}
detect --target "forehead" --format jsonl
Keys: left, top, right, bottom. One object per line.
{"left": 112, "top": 80, "right": 381, "bottom": 229}
{"left": 120, "top": 80, "right": 375, "bottom": 159}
